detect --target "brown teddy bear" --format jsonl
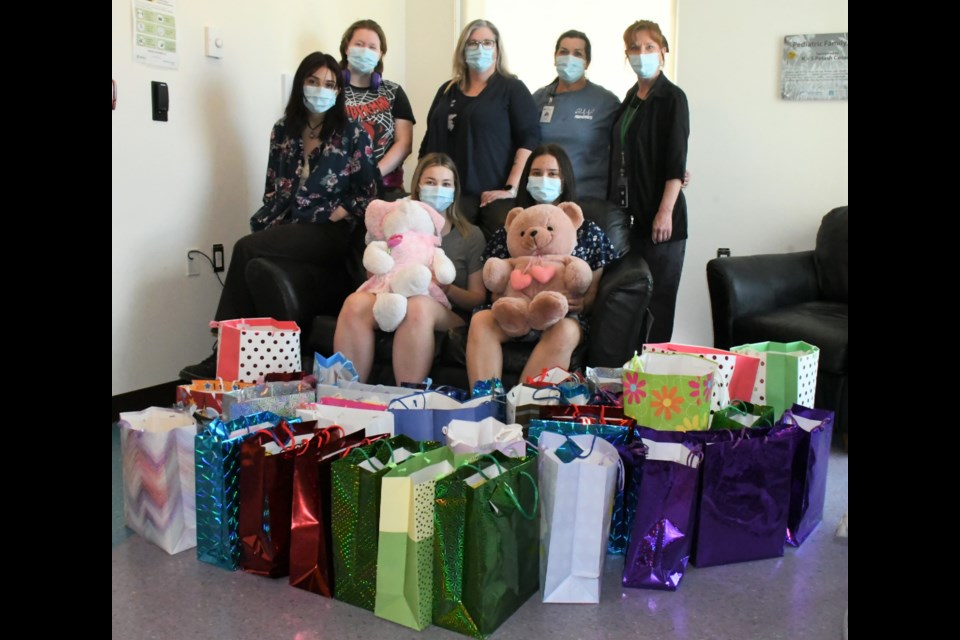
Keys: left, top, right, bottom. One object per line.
{"left": 483, "top": 202, "right": 593, "bottom": 337}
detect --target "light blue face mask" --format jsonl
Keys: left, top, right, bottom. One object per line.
{"left": 555, "top": 55, "right": 586, "bottom": 84}
{"left": 629, "top": 52, "right": 661, "bottom": 79}
{"left": 303, "top": 86, "right": 337, "bottom": 114}
{"left": 347, "top": 46, "right": 380, "bottom": 75}
{"left": 465, "top": 47, "right": 495, "bottom": 73}
{"left": 418, "top": 185, "right": 456, "bottom": 213}
{"left": 526, "top": 176, "right": 562, "bottom": 204}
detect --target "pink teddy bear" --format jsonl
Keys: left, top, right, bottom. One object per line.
{"left": 356, "top": 198, "right": 456, "bottom": 332}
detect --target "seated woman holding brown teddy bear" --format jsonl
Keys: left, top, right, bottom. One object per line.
{"left": 466, "top": 143, "right": 616, "bottom": 394}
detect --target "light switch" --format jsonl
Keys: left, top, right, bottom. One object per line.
{"left": 204, "top": 27, "right": 224, "bottom": 58}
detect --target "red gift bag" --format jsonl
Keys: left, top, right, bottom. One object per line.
{"left": 237, "top": 420, "right": 322, "bottom": 577}
{"left": 214, "top": 318, "right": 302, "bottom": 383}
{"left": 288, "top": 430, "right": 381, "bottom": 596}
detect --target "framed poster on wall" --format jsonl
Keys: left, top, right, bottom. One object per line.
{"left": 781, "top": 33, "right": 847, "bottom": 101}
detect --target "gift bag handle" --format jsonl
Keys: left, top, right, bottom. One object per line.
{"left": 532, "top": 386, "right": 562, "bottom": 401}
{"left": 501, "top": 471, "right": 538, "bottom": 520}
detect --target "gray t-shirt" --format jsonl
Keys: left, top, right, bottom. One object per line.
{"left": 532, "top": 80, "right": 621, "bottom": 200}
{"left": 440, "top": 221, "right": 486, "bottom": 292}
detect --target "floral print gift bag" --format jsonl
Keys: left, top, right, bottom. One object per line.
{"left": 622, "top": 352, "right": 717, "bottom": 431}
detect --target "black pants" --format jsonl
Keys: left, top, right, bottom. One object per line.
{"left": 214, "top": 221, "right": 353, "bottom": 321}
{"left": 635, "top": 236, "right": 686, "bottom": 344}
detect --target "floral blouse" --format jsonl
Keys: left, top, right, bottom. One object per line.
{"left": 250, "top": 118, "right": 380, "bottom": 231}
{"left": 481, "top": 219, "right": 617, "bottom": 271}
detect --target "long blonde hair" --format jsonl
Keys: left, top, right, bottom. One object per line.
{"left": 410, "top": 153, "right": 469, "bottom": 237}
{"left": 445, "top": 19, "right": 515, "bottom": 93}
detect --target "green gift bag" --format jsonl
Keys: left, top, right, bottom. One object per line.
{"left": 433, "top": 452, "right": 539, "bottom": 639}
{"left": 331, "top": 436, "right": 442, "bottom": 611}
{"left": 622, "top": 352, "right": 716, "bottom": 431}
{"left": 730, "top": 341, "right": 820, "bottom": 420}
{"left": 374, "top": 447, "right": 475, "bottom": 630}
{"left": 709, "top": 400, "right": 775, "bottom": 430}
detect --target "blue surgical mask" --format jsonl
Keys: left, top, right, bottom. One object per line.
{"left": 347, "top": 46, "right": 380, "bottom": 75}
{"left": 629, "top": 53, "right": 661, "bottom": 79}
{"left": 303, "top": 86, "right": 337, "bottom": 114}
{"left": 555, "top": 55, "right": 586, "bottom": 84}
{"left": 418, "top": 185, "right": 456, "bottom": 213}
{"left": 465, "top": 47, "right": 495, "bottom": 73}
{"left": 526, "top": 176, "right": 562, "bottom": 204}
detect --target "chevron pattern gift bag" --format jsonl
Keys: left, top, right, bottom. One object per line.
{"left": 119, "top": 407, "right": 199, "bottom": 554}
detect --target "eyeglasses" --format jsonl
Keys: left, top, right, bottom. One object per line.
{"left": 465, "top": 39, "right": 496, "bottom": 51}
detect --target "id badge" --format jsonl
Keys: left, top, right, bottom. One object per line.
{"left": 617, "top": 176, "right": 629, "bottom": 208}
{"left": 540, "top": 105, "right": 554, "bottom": 123}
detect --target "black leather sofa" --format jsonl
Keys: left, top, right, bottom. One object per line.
{"left": 245, "top": 195, "right": 654, "bottom": 390}
{"left": 706, "top": 206, "right": 848, "bottom": 439}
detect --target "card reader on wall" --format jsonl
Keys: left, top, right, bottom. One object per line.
{"left": 152, "top": 81, "right": 169, "bottom": 121}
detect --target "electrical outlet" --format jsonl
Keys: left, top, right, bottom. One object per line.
{"left": 186, "top": 249, "right": 201, "bottom": 276}
{"left": 212, "top": 244, "right": 225, "bottom": 272}
{"left": 717, "top": 248, "right": 731, "bottom": 258}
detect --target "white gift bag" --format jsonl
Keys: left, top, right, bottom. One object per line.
{"left": 505, "top": 384, "right": 562, "bottom": 426}
{"left": 296, "top": 402, "right": 394, "bottom": 438}
{"left": 538, "top": 432, "right": 620, "bottom": 603}
{"left": 444, "top": 417, "right": 526, "bottom": 458}
{"left": 119, "top": 407, "right": 199, "bottom": 554}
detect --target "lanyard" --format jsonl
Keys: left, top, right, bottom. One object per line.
{"left": 619, "top": 97, "right": 641, "bottom": 175}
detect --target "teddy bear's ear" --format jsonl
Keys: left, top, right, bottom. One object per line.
{"left": 557, "top": 201, "right": 585, "bottom": 230}
{"left": 504, "top": 207, "right": 524, "bottom": 230}
{"left": 364, "top": 199, "right": 392, "bottom": 238}
{"left": 416, "top": 200, "right": 447, "bottom": 235}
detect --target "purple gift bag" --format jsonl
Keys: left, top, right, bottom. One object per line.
{"left": 774, "top": 404, "right": 835, "bottom": 547}
{"left": 621, "top": 440, "right": 702, "bottom": 591}
{"left": 632, "top": 426, "right": 794, "bottom": 568}
{"left": 692, "top": 429, "right": 794, "bottom": 567}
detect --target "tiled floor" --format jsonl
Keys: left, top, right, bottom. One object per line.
{"left": 112, "top": 424, "right": 848, "bottom": 639}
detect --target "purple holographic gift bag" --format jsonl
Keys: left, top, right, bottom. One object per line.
{"left": 773, "top": 404, "right": 835, "bottom": 547}
{"left": 692, "top": 429, "right": 794, "bottom": 567}
{"left": 621, "top": 439, "right": 702, "bottom": 591}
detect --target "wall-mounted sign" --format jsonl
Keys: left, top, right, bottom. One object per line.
{"left": 132, "top": 0, "right": 179, "bottom": 70}
{"left": 781, "top": 33, "right": 847, "bottom": 101}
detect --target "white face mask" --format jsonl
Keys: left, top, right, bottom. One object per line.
{"left": 526, "top": 176, "right": 562, "bottom": 204}
{"left": 555, "top": 55, "right": 586, "bottom": 84}
{"left": 629, "top": 52, "right": 661, "bottom": 79}
{"left": 418, "top": 185, "right": 455, "bottom": 213}
{"left": 303, "top": 86, "right": 337, "bottom": 113}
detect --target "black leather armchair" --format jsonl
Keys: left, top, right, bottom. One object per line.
{"left": 246, "top": 196, "right": 653, "bottom": 390}
{"left": 706, "top": 206, "right": 848, "bottom": 438}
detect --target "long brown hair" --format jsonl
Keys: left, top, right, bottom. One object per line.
{"left": 410, "top": 153, "right": 469, "bottom": 236}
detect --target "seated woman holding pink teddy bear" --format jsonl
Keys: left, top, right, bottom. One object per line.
{"left": 334, "top": 152, "right": 487, "bottom": 384}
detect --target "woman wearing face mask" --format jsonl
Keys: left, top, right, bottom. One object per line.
{"left": 610, "top": 20, "right": 689, "bottom": 343}
{"left": 339, "top": 19, "right": 415, "bottom": 197}
{"left": 531, "top": 31, "right": 621, "bottom": 201}
{"left": 179, "top": 52, "right": 379, "bottom": 380}
{"left": 466, "top": 143, "right": 617, "bottom": 392}
{"left": 334, "top": 153, "right": 487, "bottom": 384}
{"left": 419, "top": 19, "right": 540, "bottom": 208}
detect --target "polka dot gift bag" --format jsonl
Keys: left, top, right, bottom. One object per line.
{"left": 212, "top": 318, "right": 301, "bottom": 384}
{"left": 730, "top": 341, "right": 820, "bottom": 422}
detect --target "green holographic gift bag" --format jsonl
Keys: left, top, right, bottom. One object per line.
{"left": 709, "top": 400, "right": 776, "bottom": 430}
{"left": 433, "top": 451, "right": 540, "bottom": 639}
{"left": 330, "top": 435, "right": 442, "bottom": 611}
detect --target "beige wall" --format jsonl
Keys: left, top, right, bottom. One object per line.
{"left": 113, "top": 0, "right": 848, "bottom": 394}
{"left": 673, "top": 0, "right": 848, "bottom": 345}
